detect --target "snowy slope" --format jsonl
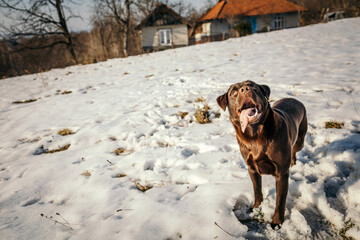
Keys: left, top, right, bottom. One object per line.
{"left": 0, "top": 18, "right": 359, "bottom": 240}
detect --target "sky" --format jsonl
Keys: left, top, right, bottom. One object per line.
{"left": 0, "top": 0, "right": 212, "bottom": 32}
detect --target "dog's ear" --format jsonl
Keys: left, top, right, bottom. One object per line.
{"left": 259, "top": 84, "right": 270, "bottom": 100}
{"left": 217, "top": 93, "right": 228, "bottom": 111}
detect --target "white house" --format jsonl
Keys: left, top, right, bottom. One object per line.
{"left": 136, "top": 4, "right": 191, "bottom": 52}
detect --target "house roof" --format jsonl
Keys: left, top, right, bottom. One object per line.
{"left": 136, "top": 4, "right": 191, "bottom": 30}
{"left": 199, "top": 0, "right": 307, "bottom": 21}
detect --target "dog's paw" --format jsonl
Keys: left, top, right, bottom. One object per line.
{"left": 271, "top": 223, "right": 281, "bottom": 230}
{"left": 247, "top": 206, "right": 261, "bottom": 213}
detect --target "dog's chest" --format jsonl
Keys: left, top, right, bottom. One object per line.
{"left": 243, "top": 151, "right": 277, "bottom": 176}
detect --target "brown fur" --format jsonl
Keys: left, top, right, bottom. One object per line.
{"left": 217, "top": 80, "right": 307, "bottom": 228}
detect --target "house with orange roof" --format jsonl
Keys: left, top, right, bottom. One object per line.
{"left": 192, "top": 0, "right": 307, "bottom": 43}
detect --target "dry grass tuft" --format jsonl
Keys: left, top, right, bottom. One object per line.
{"left": 158, "top": 141, "right": 172, "bottom": 148}
{"left": 61, "top": 90, "right": 72, "bottom": 95}
{"left": 145, "top": 74, "right": 154, "bottom": 78}
{"left": 114, "top": 148, "right": 125, "bottom": 155}
{"left": 115, "top": 173, "right": 127, "bottom": 178}
{"left": 195, "top": 96, "right": 206, "bottom": 102}
{"left": 325, "top": 121, "right": 344, "bottom": 129}
{"left": 339, "top": 219, "right": 355, "bottom": 240}
{"left": 134, "top": 181, "right": 152, "bottom": 192}
{"left": 114, "top": 148, "right": 132, "bottom": 155}
{"left": 178, "top": 111, "right": 188, "bottom": 119}
{"left": 58, "top": 128, "right": 74, "bottom": 136}
{"left": 45, "top": 144, "right": 71, "bottom": 154}
{"left": 81, "top": 170, "right": 91, "bottom": 177}
{"left": 19, "top": 137, "right": 41, "bottom": 143}
{"left": 12, "top": 99, "right": 37, "bottom": 104}
{"left": 195, "top": 104, "right": 211, "bottom": 124}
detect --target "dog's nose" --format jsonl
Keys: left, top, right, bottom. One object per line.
{"left": 240, "top": 86, "right": 250, "bottom": 93}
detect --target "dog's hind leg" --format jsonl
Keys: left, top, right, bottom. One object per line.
{"left": 291, "top": 114, "right": 308, "bottom": 166}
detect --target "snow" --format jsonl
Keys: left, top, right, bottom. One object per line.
{"left": 1, "top": 18, "right": 360, "bottom": 239}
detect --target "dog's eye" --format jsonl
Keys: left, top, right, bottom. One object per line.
{"left": 230, "top": 90, "right": 238, "bottom": 97}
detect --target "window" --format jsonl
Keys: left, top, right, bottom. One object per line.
{"left": 159, "top": 29, "right": 171, "bottom": 46}
{"left": 273, "top": 15, "right": 285, "bottom": 29}
{"left": 202, "top": 23, "right": 211, "bottom": 36}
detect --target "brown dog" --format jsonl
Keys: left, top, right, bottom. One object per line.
{"left": 217, "top": 80, "right": 307, "bottom": 229}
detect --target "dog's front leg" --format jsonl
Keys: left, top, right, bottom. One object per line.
{"left": 271, "top": 172, "right": 289, "bottom": 228}
{"left": 248, "top": 169, "right": 263, "bottom": 209}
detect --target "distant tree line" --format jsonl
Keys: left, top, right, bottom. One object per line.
{"left": 290, "top": 0, "right": 360, "bottom": 24}
{"left": 0, "top": 0, "right": 206, "bottom": 78}
{"left": 0, "top": 0, "right": 359, "bottom": 78}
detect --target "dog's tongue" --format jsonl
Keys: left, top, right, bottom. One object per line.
{"left": 239, "top": 108, "right": 256, "bottom": 133}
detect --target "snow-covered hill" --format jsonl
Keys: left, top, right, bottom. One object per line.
{"left": 1, "top": 18, "right": 359, "bottom": 239}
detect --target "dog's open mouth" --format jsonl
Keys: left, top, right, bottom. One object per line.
{"left": 237, "top": 99, "right": 262, "bottom": 133}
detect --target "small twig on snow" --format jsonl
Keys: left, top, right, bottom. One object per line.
{"left": 56, "top": 213, "right": 73, "bottom": 230}
{"left": 350, "top": 92, "right": 360, "bottom": 120}
{"left": 116, "top": 209, "right": 133, "bottom": 212}
{"left": 40, "top": 213, "right": 73, "bottom": 230}
{"left": 214, "top": 222, "right": 236, "bottom": 238}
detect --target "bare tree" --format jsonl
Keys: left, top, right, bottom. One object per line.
{"left": 0, "top": 0, "right": 79, "bottom": 63}
{"left": 133, "top": 0, "right": 156, "bottom": 17}
{"left": 155, "top": 0, "right": 194, "bottom": 17}
{"left": 93, "top": 0, "right": 132, "bottom": 57}
{"left": 92, "top": 6, "right": 116, "bottom": 59}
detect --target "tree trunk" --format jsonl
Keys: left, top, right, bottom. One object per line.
{"left": 123, "top": 0, "right": 130, "bottom": 57}
{"left": 55, "top": 0, "right": 77, "bottom": 63}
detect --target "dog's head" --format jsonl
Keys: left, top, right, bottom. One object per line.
{"left": 217, "top": 81, "right": 270, "bottom": 133}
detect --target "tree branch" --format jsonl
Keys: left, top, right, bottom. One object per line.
{"left": 13, "top": 31, "right": 64, "bottom": 36}
{"left": 0, "top": 0, "right": 59, "bottom": 26}
{"left": 0, "top": 0, "right": 78, "bottom": 62}
{"left": 8, "top": 39, "right": 68, "bottom": 53}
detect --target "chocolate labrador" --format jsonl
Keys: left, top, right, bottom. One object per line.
{"left": 217, "top": 80, "right": 307, "bottom": 229}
